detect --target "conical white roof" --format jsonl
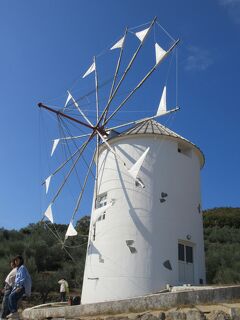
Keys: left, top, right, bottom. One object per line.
{"left": 112, "top": 119, "right": 205, "bottom": 168}
{"left": 118, "top": 119, "right": 185, "bottom": 139}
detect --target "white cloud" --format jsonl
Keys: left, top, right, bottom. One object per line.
{"left": 218, "top": 0, "right": 240, "bottom": 24}
{"left": 185, "top": 46, "right": 213, "bottom": 72}
{"left": 219, "top": 0, "right": 240, "bottom": 5}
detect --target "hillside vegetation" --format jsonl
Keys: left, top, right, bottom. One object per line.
{"left": 0, "top": 216, "right": 90, "bottom": 303}
{"left": 203, "top": 207, "right": 240, "bottom": 284}
{"left": 0, "top": 207, "right": 240, "bottom": 303}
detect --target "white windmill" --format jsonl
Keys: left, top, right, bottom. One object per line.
{"left": 38, "top": 17, "right": 205, "bottom": 304}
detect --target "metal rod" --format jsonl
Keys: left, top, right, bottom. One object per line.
{"left": 95, "top": 135, "right": 100, "bottom": 207}
{"left": 103, "top": 28, "right": 128, "bottom": 123}
{"left": 38, "top": 103, "right": 93, "bottom": 130}
{"left": 97, "top": 130, "right": 146, "bottom": 188}
{"left": 56, "top": 133, "right": 91, "bottom": 141}
{"left": 67, "top": 92, "right": 94, "bottom": 127}
{"left": 58, "top": 119, "right": 95, "bottom": 180}
{"left": 97, "top": 129, "right": 138, "bottom": 185}
{"left": 105, "top": 39, "right": 180, "bottom": 125}
{"left": 96, "top": 130, "right": 126, "bottom": 167}
{"left": 105, "top": 17, "right": 156, "bottom": 107}
{"left": 94, "top": 56, "right": 99, "bottom": 123}
{"left": 107, "top": 107, "right": 180, "bottom": 132}
{"left": 51, "top": 133, "right": 95, "bottom": 204}
{"left": 72, "top": 148, "right": 96, "bottom": 220}
{"left": 45, "top": 139, "right": 87, "bottom": 181}
{"left": 136, "top": 107, "right": 180, "bottom": 123}
{"left": 96, "top": 17, "right": 157, "bottom": 129}
{"left": 62, "top": 149, "right": 96, "bottom": 246}
{"left": 94, "top": 56, "right": 100, "bottom": 208}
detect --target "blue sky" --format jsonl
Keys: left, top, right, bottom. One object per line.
{"left": 0, "top": 0, "right": 239, "bottom": 230}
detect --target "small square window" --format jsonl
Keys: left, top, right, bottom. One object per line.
{"left": 96, "top": 192, "right": 107, "bottom": 209}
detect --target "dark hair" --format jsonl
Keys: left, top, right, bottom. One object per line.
{"left": 14, "top": 255, "right": 24, "bottom": 266}
{"left": 10, "top": 259, "right": 16, "bottom": 267}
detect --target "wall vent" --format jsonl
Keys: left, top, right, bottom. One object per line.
{"left": 163, "top": 260, "right": 172, "bottom": 270}
{"left": 126, "top": 240, "right": 137, "bottom": 253}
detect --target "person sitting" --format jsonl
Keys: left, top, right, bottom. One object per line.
{"left": 7, "top": 255, "right": 32, "bottom": 319}
{"left": 0, "top": 259, "right": 17, "bottom": 319}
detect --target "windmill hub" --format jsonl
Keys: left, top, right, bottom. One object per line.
{"left": 96, "top": 126, "right": 107, "bottom": 136}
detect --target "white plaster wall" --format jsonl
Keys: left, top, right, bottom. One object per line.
{"left": 81, "top": 134, "right": 205, "bottom": 304}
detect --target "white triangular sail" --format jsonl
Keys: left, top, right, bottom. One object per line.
{"left": 93, "top": 200, "right": 114, "bottom": 224}
{"left": 65, "top": 221, "right": 78, "bottom": 239}
{"left": 135, "top": 27, "right": 150, "bottom": 42}
{"left": 128, "top": 147, "right": 150, "bottom": 180}
{"left": 155, "top": 43, "right": 167, "bottom": 65}
{"left": 63, "top": 92, "right": 71, "bottom": 110}
{"left": 51, "top": 139, "right": 60, "bottom": 157}
{"left": 82, "top": 62, "right": 96, "bottom": 78}
{"left": 156, "top": 86, "right": 167, "bottom": 116}
{"left": 44, "top": 204, "right": 54, "bottom": 223}
{"left": 45, "top": 175, "right": 52, "bottom": 194}
{"left": 67, "top": 90, "right": 93, "bottom": 126}
{"left": 110, "top": 37, "right": 125, "bottom": 50}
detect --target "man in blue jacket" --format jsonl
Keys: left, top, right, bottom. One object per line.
{"left": 7, "top": 255, "right": 32, "bottom": 319}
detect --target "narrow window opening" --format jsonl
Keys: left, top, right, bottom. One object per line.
{"left": 178, "top": 243, "right": 185, "bottom": 261}
{"left": 93, "top": 225, "right": 96, "bottom": 241}
{"left": 97, "top": 213, "right": 106, "bottom": 222}
{"left": 186, "top": 245, "right": 193, "bottom": 263}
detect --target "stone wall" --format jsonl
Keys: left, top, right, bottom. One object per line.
{"left": 22, "top": 286, "right": 240, "bottom": 320}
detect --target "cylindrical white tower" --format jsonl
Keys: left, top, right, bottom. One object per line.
{"left": 81, "top": 119, "right": 205, "bottom": 304}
